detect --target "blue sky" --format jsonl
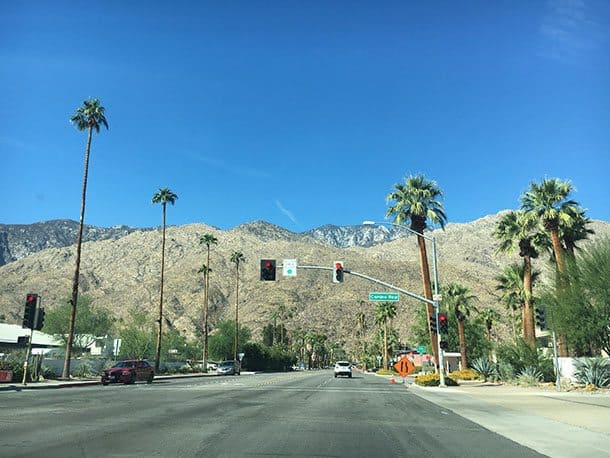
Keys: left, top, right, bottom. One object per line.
{"left": 2, "top": 0, "right": 609, "bottom": 231}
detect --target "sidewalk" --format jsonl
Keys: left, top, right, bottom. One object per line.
{"left": 407, "top": 380, "right": 610, "bottom": 458}
{"left": 0, "top": 371, "right": 252, "bottom": 392}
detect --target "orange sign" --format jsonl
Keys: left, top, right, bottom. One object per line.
{"left": 393, "top": 357, "right": 415, "bottom": 377}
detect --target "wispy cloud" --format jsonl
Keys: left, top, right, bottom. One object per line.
{"left": 539, "top": 0, "right": 604, "bottom": 62}
{"left": 184, "top": 151, "right": 271, "bottom": 179}
{"left": 276, "top": 200, "right": 300, "bottom": 226}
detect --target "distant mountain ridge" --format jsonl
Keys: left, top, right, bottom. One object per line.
{"left": 0, "top": 219, "right": 427, "bottom": 266}
{"left": 0, "top": 220, "right": 150, "bottom": 266}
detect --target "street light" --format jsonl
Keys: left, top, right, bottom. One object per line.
{"left": 362, "top": 220, "right": 446, "bottom": 387}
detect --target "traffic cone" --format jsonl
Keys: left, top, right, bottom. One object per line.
{"left": 390, "top": 376, "right": 395, "bottom": 384}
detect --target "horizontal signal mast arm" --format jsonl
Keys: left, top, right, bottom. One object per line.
{"left": 277, "top": 263, "right": 435, "bottom": 306}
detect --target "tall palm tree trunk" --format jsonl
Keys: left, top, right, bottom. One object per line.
{"left": 457, "top": 320, "right": 468, "bottom": 369}
{"left": 155, "top": 204, "right": 167, "bottom": 372}
{"left": 203, "top": 248, "right": 211, "bottom": 373}
{"left": 550, "top": 228, "right": 566, "bottom": 273}
{"left": 383, "top": 320, "right": 388, "bottom": 370}
{"left": 549, "top": 227, "right": 569, "bottom": 356}
{"left": 233, "top": 269, "right": 239, "bottom": 361}
{"left": 522, "top": 256, "right": 536, "bottom": 346}
{"left": 417, "top": 235, "right": 439, "bottom": 366}
{"left": 62, "top": 125, "right": 93, "bottom": 379}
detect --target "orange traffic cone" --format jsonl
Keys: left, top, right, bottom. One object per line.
{"left": 390, "top": 376, "right": 395, "bottom": 384}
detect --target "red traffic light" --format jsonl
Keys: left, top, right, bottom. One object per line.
{"left": 333, "top": 261, "right": 344, "bottom": 283}
{"left": 438, "top": 312, "right": 449, "bottom": 333}
{"left": 260, "top": 259, "right": 276, "bottom": 281}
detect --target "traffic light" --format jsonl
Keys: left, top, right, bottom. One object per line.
{"left": 22, "top": 293, "right": 38, "bottom": 329}
{"left": 429, "top": 314, "right": 438, "bottom": 333}
{"left": 535, "top": 307, "right": 546, "bottom": 330}
{"left": 260, "top": 259, "right": 276, "bottom": 281}
{"left": 34, "top": 307, "right": 45, "bottom": 331}
{"left": 439, "top": 341, "right": 448, "bottom": 350}
{"left": 439, "top": 313, "right": 449, "bottom": 334}
{"left": 333, "top": 261, "right": 344, "bottom": 283}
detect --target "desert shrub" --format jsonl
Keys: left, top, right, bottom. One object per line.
{"left": 497, "top": 362, "right": 516, "bottom": 382}
{"left": 0, "top": 353, "right": 25, "bottom": 382}
{"left": 573, "top": 358, "right": 610, "bottom": 387}
{"left": 72, "top": 360, "right": 95, "bottom": 378}
{"left": 450, "top": 368, "right": 480, "bottom": 380}
{"left": 414, "top": 373, "right": 459, "bottom": 387}
{"left": 471, "top": 357, "right": 497, "bottom": 382}
{"left": 376, "top": 368, "right": 398, "bottom": 376}
{"left": 496, "top": 339, "right": 554, "bottom": 382}
{"left": 516, "top": 366, "right": 543, "bottom": 386}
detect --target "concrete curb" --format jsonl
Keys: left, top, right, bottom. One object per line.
{"left": 0, "top": 371, "right": 250, "bottom": 392}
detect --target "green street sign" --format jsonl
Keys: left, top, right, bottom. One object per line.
{"left": 416, "top": 345, "right": 427, "bottom": 354}
{"left": 369, "top": 292, "right": 399, "bottom": 302}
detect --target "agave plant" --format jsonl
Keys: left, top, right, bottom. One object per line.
{"left": 517, "top": 366, "right": 543, "bottom": 386}
{"left": 573, "top": 358, "right": 610, "bottom": 387}
{"left": 471, "top": 357, "right": 497, "bottom": 382}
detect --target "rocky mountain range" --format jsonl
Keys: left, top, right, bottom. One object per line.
{"left": 1, "top": 214, "right": 608, "bottom": 353}
{"left": 0, "top": 219, "right": 411, "bottom": 267}
{"left": 0, "top": 220, "right": 150, "bottom": 266}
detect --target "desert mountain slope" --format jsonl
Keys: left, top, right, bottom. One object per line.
{"left": 1, "top": 214, "right": 608, "bottom": 352}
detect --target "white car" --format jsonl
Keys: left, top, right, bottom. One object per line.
{"left": 334, "top": 361, "right": 352, "bottom": 378}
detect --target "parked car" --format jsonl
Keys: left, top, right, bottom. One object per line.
{"left": 101, "top": 360, "right": 154, "bottom": 385}
{"left": 216, "top": 360, "right": 241, "bottom": 375}
{"left": 334, "top": 361, "right": 352, "bottom": 378}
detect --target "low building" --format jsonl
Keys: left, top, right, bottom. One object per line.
{"left": 0, "top": 323, "right": 63, "bottom": 355}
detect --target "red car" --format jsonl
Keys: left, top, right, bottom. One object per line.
{"left": 101, "top": 360, "right": 154, "bottom": 385}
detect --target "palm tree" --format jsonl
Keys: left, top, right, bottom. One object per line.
{"left": 442, "top": 283, "right": 478, "bottom": 369}
{"left": 62, "top": 98, "right": 108, "bottom": 380}
{"left": 478, "top": 308, "right": 501, "bottom": 343}
{"left": 520, "top": 178, "right": 579, "bottom": 274}
{"left": 230, "top": 251, "right": 245, "bottom": 361}
{"left": 199, "top": 233, "right": 218, "bottom": 372}
{"left": 560, "top": 207, "right": 594, "bottom": 257}
{"left": 386, "top": 174, "right": 446, "bottom": 366}
{"left": 495, "top": 263, "right": 540, "bottom": 340}
{"left": 521, "top": 178, "right": 582, "bottom": 356}
{"left": 478, "top": 308, "right": 501, "bottom": 359}
{"left": 356, "top": 306, "right": 367, "bottom": 369}
{"left": 305, "top": 332, "right": 326, "bottom": 369}
{"left": 494, "top": 210, "right": 543, "bottom": 346}
{"left": 152, "top": 187, "right": 178, "bottom": 372}
{"left": 271, "top": 304, "right": 291, "bottom": 345}
{"left": 291, "top": 327, "right": 307, "bottom": 366}
{"left": 374, "top": 301, "right": 397, "bottom": 370}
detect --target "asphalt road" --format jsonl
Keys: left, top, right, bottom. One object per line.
{"left": 0, "top": 371, "right": 544, "bottom": 457}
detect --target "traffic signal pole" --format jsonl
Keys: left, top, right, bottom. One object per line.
{"left": 278, "top": 263, "right": 447, "bottom": 387}
{"left": 22, "top": 298, "right": 40, "bottom": 385}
